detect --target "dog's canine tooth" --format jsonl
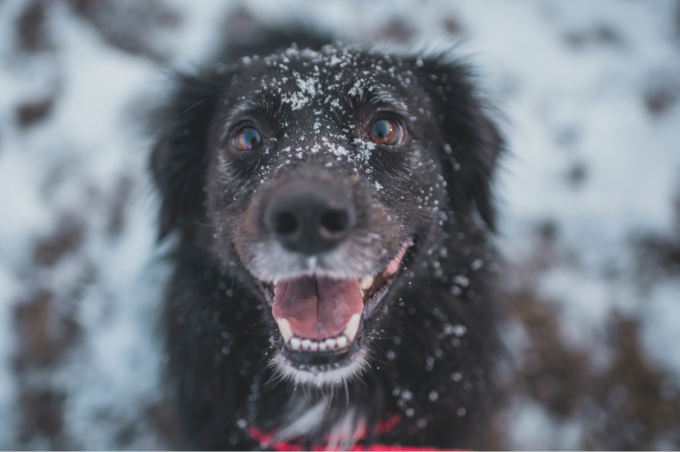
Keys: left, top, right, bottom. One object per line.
{"left": 359, "top": 275, "right": 374, "bottom": 291}
{"left": 310, "top": 341, "right": 319, "bottom": 352}
{"left": 326, "top": 338, "right": 337, "bottom": 349}
{"left": 290, "top": 337, "right": 301, "bottom": 351}
{"left": 318, "top": 341, "right": 328, "bottom": 352}
{"left": 301, "top": 339, "right": 311, "bottom": 351}
{"left": 336, "top": 335, "right": 348, "bottom": 349}
{"left": 276, "top": 318, "right": 293, "bottom": 343}
{"left": 343, "top": 313, "right": 361, "bottom": 342}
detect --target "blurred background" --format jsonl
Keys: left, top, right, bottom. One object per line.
{"left": 1, "top": 0, "right": 679, "bottom": 449}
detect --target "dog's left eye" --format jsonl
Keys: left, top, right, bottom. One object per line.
{"left": 369, "top": 118, "right": 402, "bottom": 145}
{"left": 234, "top": 126, "right": 262, "bottom": 151}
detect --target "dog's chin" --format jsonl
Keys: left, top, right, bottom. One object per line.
{"left": 253, "top": 240, "right": 412, "bottom": 387}
{"left": 270, "top": 347, "right": 370, "bottom": 388}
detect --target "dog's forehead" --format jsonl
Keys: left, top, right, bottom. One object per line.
{"left": 233, "top": 45, "right": 418, "bottom": 116}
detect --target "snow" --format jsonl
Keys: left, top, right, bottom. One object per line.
{"left": 507, "top": 399, "right": 583, "bottom": 451}
{"left": 1, "top": 0, "right": 679, "bottom": 449}
{"left": 640, "top": 281, "right": 680, "bottom": 378}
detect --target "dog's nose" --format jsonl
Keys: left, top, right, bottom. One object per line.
{"left": 265, "top": 181, "right": 356, "bottom": 255}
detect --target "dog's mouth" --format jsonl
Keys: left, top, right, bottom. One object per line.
{"left": 257, "top": 241, "right": 411, "bottom": 372}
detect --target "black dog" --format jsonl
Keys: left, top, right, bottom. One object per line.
{"left": 151, "top": 27, "right": 502, "bottom": 450}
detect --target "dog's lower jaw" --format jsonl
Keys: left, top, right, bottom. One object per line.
{"left": 270, "top": 347, "right": 370, "bottom": 387}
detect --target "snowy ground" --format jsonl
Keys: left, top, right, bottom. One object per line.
{"left": 1, "top": 0, "right": 679, "bottom": 449}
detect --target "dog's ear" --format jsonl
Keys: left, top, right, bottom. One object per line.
{"left": 150, "top": 72, "right": 226, "bottom": 239}
{"left": 415, "top": 56, "right": 503, "bottom": 230}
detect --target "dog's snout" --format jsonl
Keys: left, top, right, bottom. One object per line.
{"left": 265, "top": 181, "right": 356, "bottom": 255}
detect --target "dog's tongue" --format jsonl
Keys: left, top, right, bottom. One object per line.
{"left": 272, "top": 276, "right": 363, "bottom": 340}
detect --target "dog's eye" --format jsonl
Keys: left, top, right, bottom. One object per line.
{"left": 234, "top": 126, "right": 262, "bottom": 151}
{"left": 369, "top": 118, "right": 402, "bottom": 145}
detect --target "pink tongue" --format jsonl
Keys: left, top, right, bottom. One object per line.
{"left": 272, "top": 276, "right": 363, "bottom": 340}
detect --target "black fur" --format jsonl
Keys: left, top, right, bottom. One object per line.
{"left": 151, "top": 27, "right": 502, "bottom": 450}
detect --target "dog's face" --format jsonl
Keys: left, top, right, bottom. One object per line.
{"left": 153, "top": 43, "right": 499, "bottom": 387}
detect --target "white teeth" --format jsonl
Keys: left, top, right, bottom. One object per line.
{"left": 286, "top": 334, "right": 352, "bottom": 352}
{"left": 276, "top": 318, "right": 293, "bottom": 343}
{"left": 359, "top": 275, "right": 374, "bottom": 291}
{"left": 273, "top": 279, "right": 279, "bottom": 285}
{"left": 343, "top": 314, "right": 361, "bottom": 342}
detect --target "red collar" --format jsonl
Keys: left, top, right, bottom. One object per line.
{"left": 246, "top": 413, "right": 451, "bottom": 451}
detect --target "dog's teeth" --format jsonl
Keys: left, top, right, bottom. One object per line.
{"left": 326, "top": 338, "right": 337, "bottom": 350}
{"left": 318, "top": 341, "right": 327, "bottom": 352}
{"left": 276, "top": 318, "right": 293, "bottom": 343}
{"left": 336, "top": 335, "right": 348, "bottom": 349}
{"left": 343, "top": 313, "right": 361, "bottom": 342}
{"left": 359, "top": 276, "right": 374, "bottom": 291}
{"left": 301, "top": 339, "right": 311, "bottom": 351}
{"left": 273, "top": 279, "right": 279, "bottom": 286}
{"left": 290, "top": 337, "right": 301, "bottom": 350}
{"left": 310, "top": 341, "right": 319, "bottom": 352}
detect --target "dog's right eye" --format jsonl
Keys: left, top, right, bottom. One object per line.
{"left": 233, "top": 126, "right": 262, "bottom": 151}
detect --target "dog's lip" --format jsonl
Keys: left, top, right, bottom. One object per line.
{"left": 254, "top": 240, "right": 412, "bottom": 358}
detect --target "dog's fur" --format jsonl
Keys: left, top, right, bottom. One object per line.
{"left": 151, "top": 27, "right": 502, "bottom": 450}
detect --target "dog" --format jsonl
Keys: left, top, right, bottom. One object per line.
{"left": 150, "top": 26, "right": 502, "bottom": 450}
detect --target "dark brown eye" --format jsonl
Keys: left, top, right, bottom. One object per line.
{"left": 369, "top": 118, "right": 402, "bottom": 145}
{"left": 234, "top": 126, "right": 262, "bottom": 151}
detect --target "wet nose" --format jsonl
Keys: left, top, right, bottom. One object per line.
{"left": 265, "top": 181, "right": 356, "bottom": 255}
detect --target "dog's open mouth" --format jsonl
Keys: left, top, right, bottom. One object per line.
{"left": 258, "top": 241, "right": 410, "bottom": 371}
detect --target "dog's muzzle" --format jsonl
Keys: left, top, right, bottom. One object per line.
{"left": 252, "top": 179, "right": 411, "bottom": 379}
